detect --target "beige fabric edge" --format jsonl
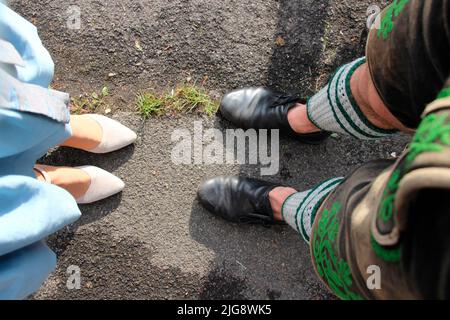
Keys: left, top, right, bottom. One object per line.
{"left": 369, "top": 170, "right": 401, "bottom": 246}
{"left": 422, "top": 97, "right": 450, "bottom": 116}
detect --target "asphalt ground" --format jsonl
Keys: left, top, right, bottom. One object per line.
{"left": 8, "top": 0, "right": 408, "bottom": 300}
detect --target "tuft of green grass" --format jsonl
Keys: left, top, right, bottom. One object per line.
{"left": 136, "top": 84, "right": 219, "bottom": 119}
{"left": 136, "top": 92, "right": 165, "bottom": 118}
{"left": 172, "top": 86, "right": 218, "bottom": 114}
{"left": 71, "top": 86, "right": 110, "bottom": 115}
{"left": 203, "top": 100, "right": 220, "bottom": 117}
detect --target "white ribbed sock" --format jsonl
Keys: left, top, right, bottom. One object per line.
{"left": 307, "top": 57, "right": 397, "bottom": 139}
{"left": 282, "top": 177, "right": 344, "bottom": 243}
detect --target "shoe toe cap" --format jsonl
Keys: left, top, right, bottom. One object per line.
{"left": 76, "top": 166, "right": 125, "bottom": 204}
{"left": 220, "top": 88, "right": 261, "bottom": 117}
{"left": 197, "top": 177, "right": 224, "bottom": 212}
{"left": 88, "top": 114, "right": 137, "bottom": 153}
{"left": 220, "top": 91, "right": 243, "bottom": 120}
{"left": 98, "top": 170, "right": 125, "bottom": 195}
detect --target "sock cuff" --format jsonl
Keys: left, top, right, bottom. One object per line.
{"left": 307, "top": 57, "right": 398, "bottom": 139}
{"left": 282, "top": 189, "right": 309, "bottom": 228}
{"left": 282, "top": 177, "right": 344, "bottom": 243}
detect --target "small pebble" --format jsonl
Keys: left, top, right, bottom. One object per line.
{"left": 331, "top": 133, "right": 339, "bottom": 139}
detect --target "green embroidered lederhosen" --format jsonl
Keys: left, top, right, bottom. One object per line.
{"left": 367, "top": 0, "right": 450, "bottom": 129}
{"left": 308, "top": 0, "right": 450, "bottom": 299}
{"left": 310, "top": 98, "right": 450, "bottom": 300}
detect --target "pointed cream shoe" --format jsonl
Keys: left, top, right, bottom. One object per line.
{"left": 75, "top": 166, "right": 125, "bottom": 204}
{"left": 86, "top": 114, "right": 137, "bottom": 154}
{"left": 34, "top": 165, "right": 125, "bottom": 204}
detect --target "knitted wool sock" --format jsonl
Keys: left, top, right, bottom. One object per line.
{"left": 307, "top": 57, "right": 397, "bottom": 139}
{"left": 281, "top": 177, "right": 344, "bottom": 243}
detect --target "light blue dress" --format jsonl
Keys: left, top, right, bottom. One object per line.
{"left": 0, "top": 3, "right": 81, "bottom": 299}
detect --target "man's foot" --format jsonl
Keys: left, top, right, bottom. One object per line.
{"left": 219, "top": 87, "right": 330, "bottom": 144}
{"left": 34, "top": 164, "right": 125, "bottom": 204}
{"left": 197, "top": 176, "right": 283, "bottom": 225}
{"left": 62, "top": 114, "right": 137, "bottom": 153}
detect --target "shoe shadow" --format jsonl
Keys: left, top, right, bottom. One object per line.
{"left": 43, "top": 192, "right": 123, "bottom": 257}
{"left": 38, "top": 143, "right": 135, "bottom": 173}
{"left": 188, "top": 197, "right": 334, "bottom": 300}
{"left": 76, "top": 192, "right": 123, "bottom": 227}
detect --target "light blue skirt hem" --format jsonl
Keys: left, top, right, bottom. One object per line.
{"left": 0, "top": 241, "right": 56, "bottom": 300}
{"left": 0, "top": 109, "right": 79, "bottom": 300}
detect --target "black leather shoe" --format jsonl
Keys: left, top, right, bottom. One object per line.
{"left": 220, "top": 87, "right": 330, "bottom": 144}
{"left": 197, "top": 176, "right": 282, "bottom": 226}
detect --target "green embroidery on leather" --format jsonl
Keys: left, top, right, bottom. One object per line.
{"left": 378, "top": 169, "right": 401, "bottom": 223}
{"left": 377, "top": 0, "right": 410, "bottom": 40}
{"left": 371, "top": 234, "right": 401, "bottom": 262}
{"left": 407, "top": 113, "right": 450, "bottom": 165}
{"left": 437, "top": 87, "right": 450, "bottom": 99}
{"left": 374, "top": 102, "right": 450, "bottom": 255}
{"left": 378, "top": 114, "right": 450, "bottom": 224}
{"left": 313, "top": 202, "right": 364, "bottom": 300}
{"left": 377, "top": 113, "right": 450, "bottom": 228}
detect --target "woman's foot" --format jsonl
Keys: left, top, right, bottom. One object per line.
{"left": 219, "top": 87, "right": 329, "bottom": 144}
{"left": 34, "top": 164, "right": 125, "bottom": 204}
{"left": 61, "top": 114, "right": 137, "bottom": 153}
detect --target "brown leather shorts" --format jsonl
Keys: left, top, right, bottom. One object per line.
{"left": 366, "top": 0, "right": 450, "bottom": 129}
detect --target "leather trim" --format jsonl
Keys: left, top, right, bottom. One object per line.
{"left": 422, "top": 97, "right": 450, "bottom": 117}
